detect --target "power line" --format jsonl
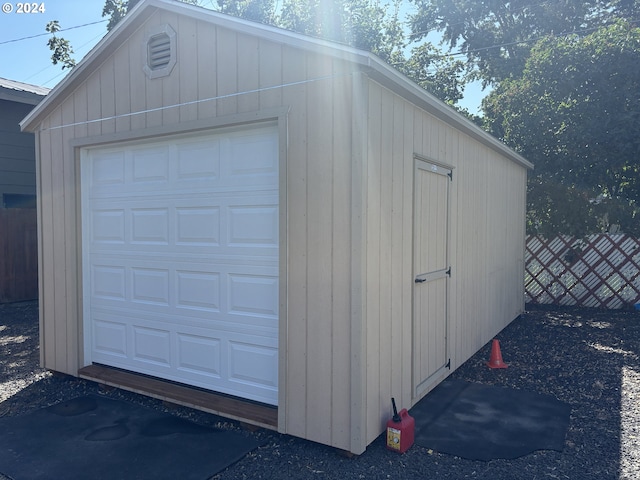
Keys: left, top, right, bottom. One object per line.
{"left": 0, "top": 19, "right": 107, "bottom": 46}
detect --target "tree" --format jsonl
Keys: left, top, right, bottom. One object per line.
{"left": 483, "top": 21, "right": 640, "bottom": 235}
{"left": 407, "top": 0, "right": 615, "bottom": 86}
{"left": 395, "top": 43, "right": 466, "bottom": 105}
{"left": 277, "top": 0, "right": 406, "bottom": 64}
{"left": 215, "top": 0, "right": 276, "bottom": 24}
{"left": 46, "top": 21, "right": 76, "bottom": 70}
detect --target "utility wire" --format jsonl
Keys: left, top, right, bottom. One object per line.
{"left": 0, "top": 19, "right": 107, "bottom": 46}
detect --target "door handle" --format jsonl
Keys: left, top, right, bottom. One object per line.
{"left": 415, "top": 278, "right": 426, "bottom": 283}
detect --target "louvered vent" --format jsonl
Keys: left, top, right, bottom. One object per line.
{"left": 148, "top": 34, "right": 171, "bottom": 70}
{"left": 143, "top": 24, "right": 176, "bottom": 79}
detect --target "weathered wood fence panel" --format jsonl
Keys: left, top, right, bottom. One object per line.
{"left": 0, "top": 208, "right": 38, "bottom": 303}
{"left": 525, "top": 234, "right": 640, "bottom": 309}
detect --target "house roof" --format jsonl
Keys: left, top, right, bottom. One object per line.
{"left": 20, "top": 0, "right": 533, "bottom": 170}
{"left": 0, "top": 77, "right": 50, "bottom": 105}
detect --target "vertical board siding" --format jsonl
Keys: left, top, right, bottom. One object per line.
{"left": 259, "top": 39, "right": 283, "bottom": 109}
{"left": 114, "top": 42, "right": 131, "bottom": 133}
{"left": 100, "top": 57, "right": 117, "bottom": 135}
{"left": 33, "top": 9, "right": 526, "bottom": 455}
{"left": 365, "top": 82, "right": 382, "bottom": 439}
{"left": 48, "top": 107, "right": 69, "bottom": 373}
{"left": 216, "top": 28, "right": 238, "bottom": 117}
{"left": 129, "top": 22, "right": 148, "bottom": 131}
{"left": 237, "top": 35, "right": 260, "bottom": 114}
{"left": 280, "top": 45, "right": 308, "bottom": 440}
{"left": 304, "top": 53, "right": 334, "bottom": 445}
{"left": 363, "top": 83, "right": 418, "bottom": 445}
{"left": 363, "top": 81, "right": 526, "bottom": 446}
{"left": 196, "top": 19, "right": 217, "bottom": 121}
{"left": 61, "top": 100, "right": 78, "bottom": 373}
{"left": 330, "top": 65, "right": 353, "bottom": 447}
{"left": 178, "top": 15, "right": 199, "bottom": 123}
{"left": 37, "top": 125, "right": 55, "bottom": 369}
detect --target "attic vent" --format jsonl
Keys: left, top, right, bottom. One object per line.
{"left": 143, "top": 24, "right": 176, "bottom": 79}
{"left": 148, "top": 34, "right": 171, "bottom": 70}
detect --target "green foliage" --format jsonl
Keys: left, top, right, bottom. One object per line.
{"left": 45, "top": 20, "right": 76, "bottom": 70}
{"left": 277, "top": 0, "right": 406, "bottom": 63}
{"left": 216, "top": 0, "right": 276, "bottom": 24}
{"left": 102, "top": 0, "right": 131, "bottom": 31}
{"left": 407, "top": 0, "right": 613, "bottom": 86}
{"left": 483, "top": 21, "right": 640, "bottom": 236}
{"left": 396, "top": 43, "right": 466, "bottom": 105}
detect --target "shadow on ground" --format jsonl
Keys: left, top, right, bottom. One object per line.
{"left": 2, "top": 301, "right": 639, "bottom": 479}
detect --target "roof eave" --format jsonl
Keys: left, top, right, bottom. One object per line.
{"left": 0, "top": 88, "right": 46, "bottom": 106}
{"left": 364, "top": 55, "right": 534, "bottom": 170}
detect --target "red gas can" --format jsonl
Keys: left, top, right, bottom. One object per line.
{"left": 386, "top": 398, "right": 415, "bottom": 453}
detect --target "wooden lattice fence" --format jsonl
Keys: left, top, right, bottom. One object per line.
{"left": 525, "top": 234, "right": 640, "bottom": 309}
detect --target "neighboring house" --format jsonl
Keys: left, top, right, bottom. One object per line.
{"left": 0, "top": 78, "right": 49, "bottom": 303}
{"left": 21, "top": 0, "right": 533, "bottom": 454}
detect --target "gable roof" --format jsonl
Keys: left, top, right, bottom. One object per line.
{"left": 20, "top": 0, "right": 532, "bottom": 170}
{"left": 0, "top": 77, "right": 50, "bottom": 105}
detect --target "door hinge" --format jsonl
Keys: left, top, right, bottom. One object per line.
{"left": 446, "top": 267, "right": 451, "bottom": 277}
{"left": 446, "top": 358, "right": 451, "bottom": 369}
{"left": 448, "top": 170, "right": 453, "bottom": 181}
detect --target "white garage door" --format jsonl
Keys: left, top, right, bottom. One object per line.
{"left": 81, "top": 125, "right": 279, "bottom": 405}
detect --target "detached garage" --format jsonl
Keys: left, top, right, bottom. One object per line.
{"left": 21, "top": 0, "right": 532, "bottom": 454}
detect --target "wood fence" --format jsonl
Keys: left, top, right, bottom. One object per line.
{"left": 0, "top": 208, "right": 38, "bottom": 303}
{"left": 525, "top": 234, "right": 640, "bottom": 309}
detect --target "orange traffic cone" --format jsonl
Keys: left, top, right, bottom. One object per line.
{"left": 486, "top": 339, "right": 508, "bottom": 369}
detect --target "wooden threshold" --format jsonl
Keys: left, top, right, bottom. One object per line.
{"left": 78, "top": 364, "right": 278, "bottom": 430}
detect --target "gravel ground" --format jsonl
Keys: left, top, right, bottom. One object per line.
{"left": 1, "top": 300, "right": 639, "bottom": 480}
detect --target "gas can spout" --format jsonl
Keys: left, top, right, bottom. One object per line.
{"left": 391, "top": 397, "right": 401, "bottom": 422}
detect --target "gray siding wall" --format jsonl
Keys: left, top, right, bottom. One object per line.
{"left": 0, "top": 100, "right": 37, "bottom": 201}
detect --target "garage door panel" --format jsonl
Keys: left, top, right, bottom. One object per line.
{"left": 226, "top": 131, "right": 278, "bottom": 179}
{"left": 93, "top": 320, "right": 127, "bottom": 358}
{"left": 83, "top": 126, "right": 279, "bottom": 405}
{"left": 92, "top": 151, "right": 125, "bottom": 186}
{"left": 90, "top": 312, "right": 277, "bottom": 403}
{"left": 89, "top": 197, "right": 278, "bottom": 254}
{"left": 175, "top": 139, "right": 220, "bottom": 180}
{"left": 229, "top": 341, "right": 278, "bottom": 388}
{"left": 133, "top": 326, "right": 172, "bottom": 367}
{"left": 228, "top": 274, "right": 279, "bottom": 319}
{"left": 176, "top": 207, "right": 220, "bottom": 246}
{"left": 91, "top": 209, "right": 126, "bottom": 244}
{"left": 177, "top": 334, "right": 222, "bottom": 378}
{"left": 131, "top": 267, "right": 170, "bottom": 306}
{"left": 132, "top": 146, "right": 170, "bottom": 183}
{"left": 131, "top": 208, "right": 170, "bottom": 245}
{"left": 176, "top": 270, "right": 221, "bottom": 312}
{"left": 92, "top": 265, "right": 126, "bottom": 301}
{"left": 228, "top": 204, "right": 279, "bottom": 247}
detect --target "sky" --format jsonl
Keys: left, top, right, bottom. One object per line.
{"left": 0, "top": 0, "right": 486, "bottom": 113}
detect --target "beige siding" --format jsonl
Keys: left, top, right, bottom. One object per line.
{"left": 361, "top": 80, "right": 527, "bottom": 447}
{"left": 33, "top": 7, "right": 527, "bottom": 456}
{"left": 35, "top": 10, "right": 358, "bottom": 453}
